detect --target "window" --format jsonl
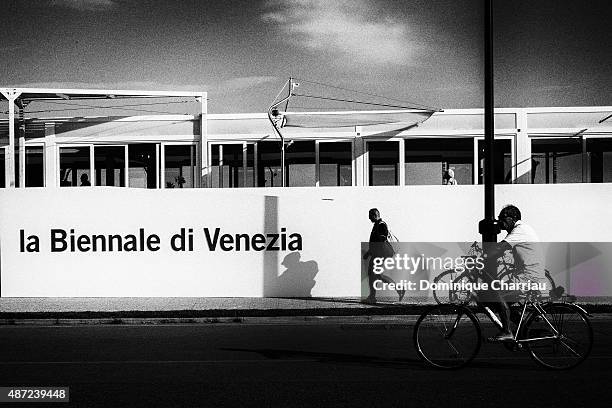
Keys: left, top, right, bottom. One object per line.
{"left": 531, "top": 138, "right": 582, "bottom": 184}
{"left": 95, "top": 146, "right": 125, "bottom": 187}
{"left": 257, "top": 141, "right": 281, "bottom": 187}
{"left": 14, "top": 149, "right": 19, "bottom": 187}
{"left": 286, "top": 141, "right": 315, "bottom": 187}
{"left": 319, "top": 142, "right": 352, "bottom": 186}
{"left": 478, "top": 139, "right": 512, "bottom": 184}
{"left": 25, "top": 146, "right": 44, "bottom": 187}
{"left": 59, "top": 146, "right": 91, "bottom": 187}
{"left": 368, "top": 141, "right": 399, "bottom": 186}
{"left": 245, "top": 144, "right": 255, "bottom": 187}
{"left": 256, "top": 141, "right": 316, "bottom": 187}
{"left": 128, "top": 144, "right": 157, "bottom": 188}
{"left": 164, "top": 145, "right": 196, "bottom": 188}
{"left": 211, "top": 144, "right": 243, "bottom": 188}
{"left": 586, "top": 139, "right": 612, "bottom": 183}
{"left": 405, "top": 138, "right": 473, "bottom": 185}
{"left": 210, "top": 143, "right": 255, "bottom": 188}
{"left": 0, "top": 149, "right": 5, "bottom": 188}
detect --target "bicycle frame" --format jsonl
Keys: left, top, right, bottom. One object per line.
{"left": 479, "top": 295, "right": 563, "bottom": 345}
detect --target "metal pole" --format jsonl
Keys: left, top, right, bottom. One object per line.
{"left": 479, "top": 0, "right": 499, "bottom": 244}
{"left": 267, "top": 78, "right": 294, "bottom": 188}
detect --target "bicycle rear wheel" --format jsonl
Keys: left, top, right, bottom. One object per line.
{"left": 523, "top": 303, "right": 593, "bottom": 370}
{"left": 432, "top": 269, "right": 472, "bottom": 305}
{"left": 413, "top": 304, "right": 481, "bottom": 369}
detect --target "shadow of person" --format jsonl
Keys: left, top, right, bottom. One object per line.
{"left": 275, "top": 252, "right": 319, "bottom": 297}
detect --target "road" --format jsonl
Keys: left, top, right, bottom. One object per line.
{"left": 1, "top": 316, "right": 611, "bottom": 407}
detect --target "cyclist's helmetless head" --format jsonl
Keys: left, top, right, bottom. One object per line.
{"left": 368, "top": 208, "right": 381, "bottom": 223}
{"left": 498, "top": 205, "right": 521, "bottom": 232}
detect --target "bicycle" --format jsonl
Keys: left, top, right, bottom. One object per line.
{"left": 413, "top": 290, "right": 593, "bottom": 370}
{"left": 432, "top": 242, "right": 561, "bottom": 305}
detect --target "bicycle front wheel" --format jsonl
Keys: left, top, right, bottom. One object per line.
{"left": 523, "top": 303, "right": 593, "bottom": 370}
{"left": 413, "top": 304, "right": 481, "bottom": 369}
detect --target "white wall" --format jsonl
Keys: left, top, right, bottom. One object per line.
{"left": 1, "top": 184, "right": 611, "bottom": 297}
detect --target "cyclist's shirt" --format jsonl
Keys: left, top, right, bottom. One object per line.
{"left": 502, "top": 220, "right": 545, "bottom": 283}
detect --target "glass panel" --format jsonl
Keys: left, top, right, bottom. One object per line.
{"left": 320, "top": 142, "right": 352, "bottom": 186}
{"left": 210, "top": 144, "right": 247, "bottom": 188}
{"left": 164, "top": 145, "right": 196, "bottom": 188}
{"left": 223, "top": 144, "right": 243, "bottom": 188}
{"left": 95, "top": 146, "right": 125, "bottom": 187}
{"left": 210, "top": 144, "right": 220, "bottom": 188}
{"left": 25, "top": 146, "right": 44, "bottom": 187}
{"left": 256, "top": 141, "right": 315, "bottom": 187}
{"left": 14, "top": 150, "right": 19, "bottom": 187}
{"left": 368, "top": 141, "right": 398, "bottom": 186}
{"left": 59, "top": 146, "right": 91, "bottom": 187}
{"left": 531, "top": 138, "right": 582, "bottom": 184}
{"left": 257, "top": 141, "right": 282, "bottom": 187}
{"left": 586, "top": 139, "right": 612, "bottom": 183}
{"left": 286, "top": 141, "right": 315, "bottom": 187}
{"left": 478, "top": 139, "right": 512, "bottom": 184}
{"left": 246, "top": 144, "right": 255, "bottom": 187}
{"left": 0, "top": 149, "right": 5, "bottom": 188}
{"left": 405, "top": 138, "right": 473, "bottom": 185}
{"left": 128, "top": 144, "right": 157, "bottom": 188}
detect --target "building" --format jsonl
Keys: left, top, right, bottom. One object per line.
{"left": 2, "top": 88, "right": 611, "bottom": 189}
{"left": 1, "top": 88, "right": 611, "bottom": 297}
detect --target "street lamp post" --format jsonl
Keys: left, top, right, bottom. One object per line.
{"left": 479, "top": 0, "right": 500, "bottom": 245}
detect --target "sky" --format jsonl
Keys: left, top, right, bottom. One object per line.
{"left": 1, "top": 0, "right": 611, "bottom": 114}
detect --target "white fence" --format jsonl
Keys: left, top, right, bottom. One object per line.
{"left": 1, "top": 184, "right": 611, "bottom": 297}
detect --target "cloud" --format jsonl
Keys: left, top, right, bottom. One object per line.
{"left": 216, "top": 76, "right": 279, "bottom": 92}
{"left": 50, "top": 0, "right": 116, "bottom": 11}
{"left": 262, "top": 0, "right": 417, "bottom": 66}
{"left": 537, "top": 85, "right": 573, "bottom": 92}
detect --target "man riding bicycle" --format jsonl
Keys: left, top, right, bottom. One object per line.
{"left": 482, "top": 204, "right": 545, "bottom": 342}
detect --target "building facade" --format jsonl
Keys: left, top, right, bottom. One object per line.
{"left": 2, "top": 103, "right": 611, "bottom": 189}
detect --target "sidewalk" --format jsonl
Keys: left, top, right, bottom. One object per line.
{"left": 1, "top": 297, "right": 611, "bottom": 321}
{"left": 0, "top": 297, "right": 429, "bottom": 320}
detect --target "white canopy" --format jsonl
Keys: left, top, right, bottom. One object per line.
{"left": 281, "top": 109, "right": 435, "bottom": 128}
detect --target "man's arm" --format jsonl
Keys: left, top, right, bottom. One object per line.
{"left": 376, "top": 222, "right": 389, "bottom": 242}
{"left": 484, "top": 240, "right": 512, "bottom": 261}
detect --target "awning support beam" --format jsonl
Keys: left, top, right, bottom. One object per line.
{"left": 1, "top": 89, "right": 22, "bottom": 188}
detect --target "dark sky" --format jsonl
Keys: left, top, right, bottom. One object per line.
{"left": 1, "top": 0, "right": 610, "bottom": 113}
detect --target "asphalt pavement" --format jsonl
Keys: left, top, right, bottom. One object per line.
{"left": 1, "top": 316, "right": 612, "bottom": 407}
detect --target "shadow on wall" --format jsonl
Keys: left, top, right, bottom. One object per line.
{"left": 274, "top": 252, "right": 319, "bottom": 297}
{"left": 262, "top": 195, "right": 320, "bottom": 297}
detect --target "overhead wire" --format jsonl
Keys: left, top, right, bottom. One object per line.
{"left": 290, "top": 93, "right": 431, "bottom": 110}
{"left": 3, "top": 100, "right": 197, "bottom": 115}
{"left": 292, "top": 77, "right": 441, "bottom": 111}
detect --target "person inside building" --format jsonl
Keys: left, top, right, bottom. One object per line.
{"left": 443, "top": 168, "right": 458, "bottom": 185}
{"left": 362, "top": 208, "right": 405, "bottom": 304}
{"left": 482, "top": 204, "right": 544, "bottom": 342}
{"left": 80, "top": 173, "right": 91, "bottom": 186}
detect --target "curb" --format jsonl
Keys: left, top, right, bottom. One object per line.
{"left": 2, "top": 302, "right": 611, "bottom": 323}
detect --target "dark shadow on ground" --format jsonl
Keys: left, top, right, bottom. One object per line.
{"left": 221, "top": 347, "right": 420, "bottom": 369}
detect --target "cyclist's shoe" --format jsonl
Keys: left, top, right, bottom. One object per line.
{"left": 487, "top": 331, "right": 514, "bottom": 343}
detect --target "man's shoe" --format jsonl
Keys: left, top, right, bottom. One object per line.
{"left": 487, "top": 331, "right": 514, "bottom": 342}
{"left": 362, "top": 296, "right": 377, "bottom": 304}
{"left": 397, "top": 289, "right": 406, "bottom": 302}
